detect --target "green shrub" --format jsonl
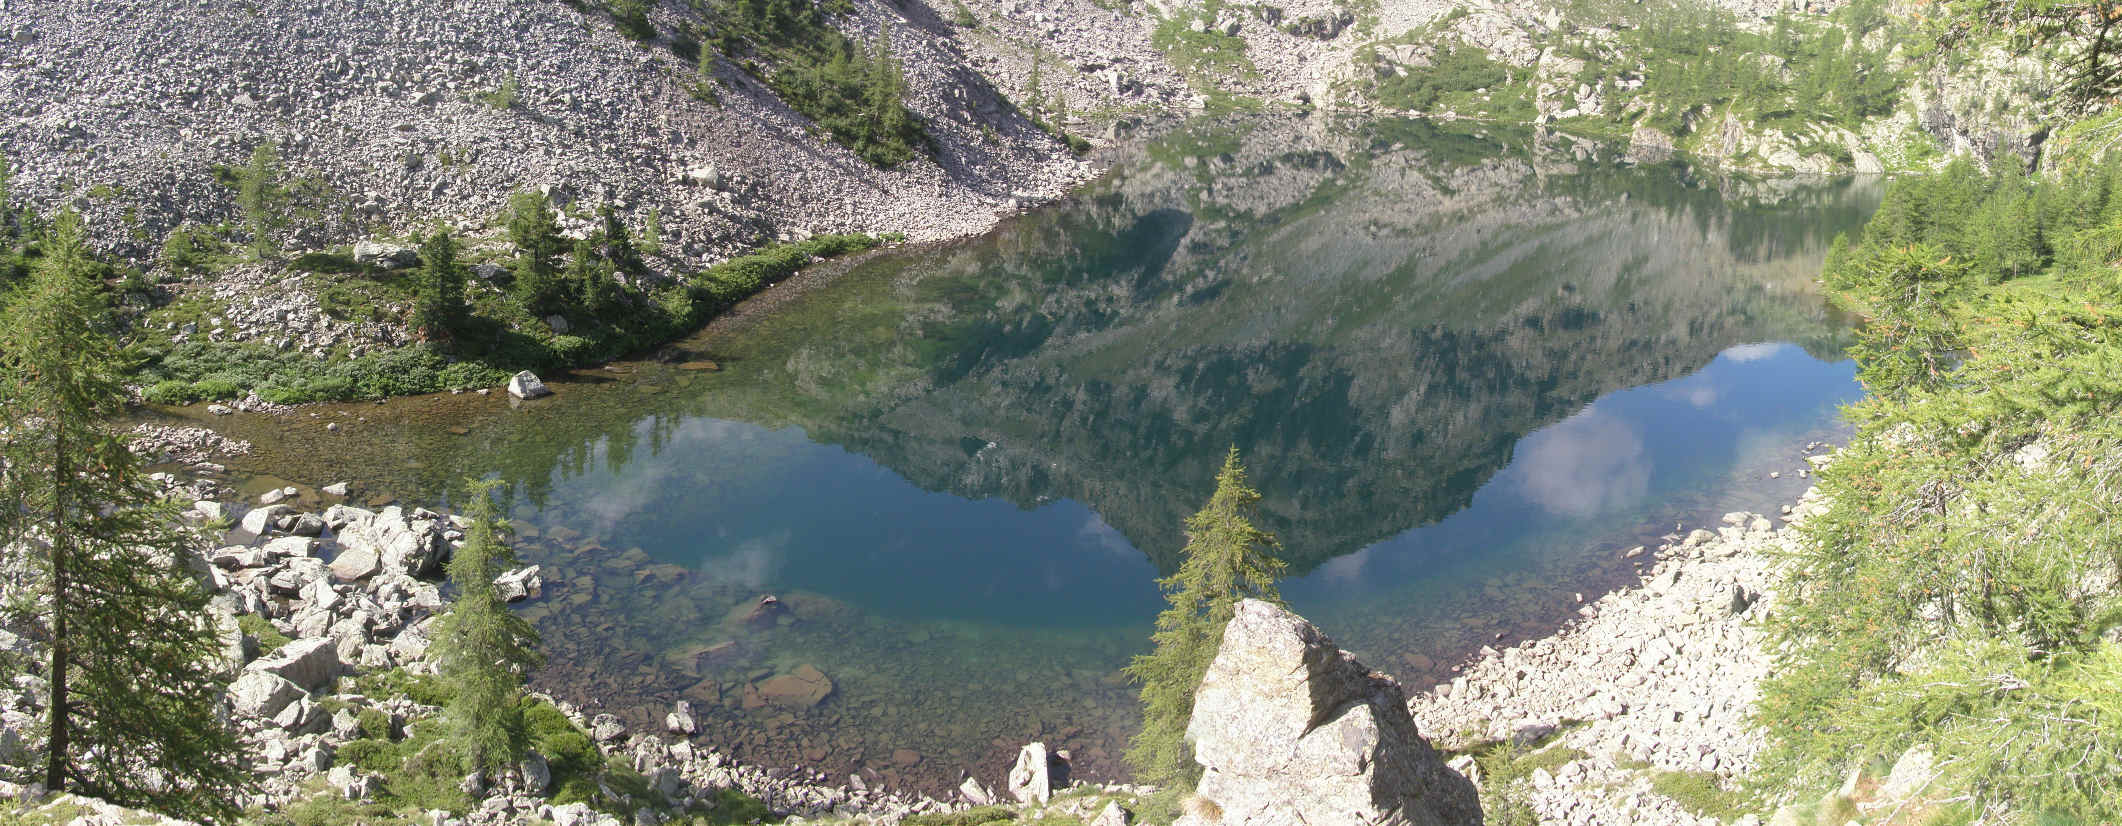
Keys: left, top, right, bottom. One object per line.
{"left": 700, "top": 0, "right": 928, "bottom": 167}
{"left": 1151, "top": 14, "right": 1253, "bottom": 78}
{"left": 356, "top": 708, "right": 393, "bottom": 741}
{"left": 476, "top": 76, "right": 520, "bottom": 110}
{"left": 1650, "top": 771, "right": 1751, "bottom": 820}
{"left": 142, "top": 379, "right": 199, "bottom": 405}
{"left": 902, "top": 807, "right": 1019, "bottom": 826}
{"left": 351, "top": 667, "right": 456, "bottom": 709}
{"left": 1373, "top": 42, "right": 1519, "bottom": 116}
{"left": 192, "top": 378, "right": 243, "bottom": 400}
{"left": 160, "top": 224, "right": 226, "bottom": 275}
{"left": 611, "top": 0, "right": 655, "bottom": 41}
{"left": 236, "top": 614, "right": 291, "bottom": 653}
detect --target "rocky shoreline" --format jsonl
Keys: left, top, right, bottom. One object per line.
{"left": 3, "top": 426, "right": 964, "bottom": 824}
{"left": 1407, "top": 465, "right": 1837, "bottom": 824}
{"left": 10, "top": 419, "right": 1855, "bottom": 825}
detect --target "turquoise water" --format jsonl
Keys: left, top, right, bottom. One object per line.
{"left": 183, "top": 117, "right": 1879, "bottom": 792}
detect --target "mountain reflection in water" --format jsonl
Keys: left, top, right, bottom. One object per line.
{"left": 175, "top": 116, "right": 1878, "bottom": 794}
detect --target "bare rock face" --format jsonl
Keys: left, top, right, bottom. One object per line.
{"left": 1180, "top": 599, "right": 1480, "bottom": 826}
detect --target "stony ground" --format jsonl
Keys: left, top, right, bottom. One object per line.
{"left": 1408, "top": 478, "right": 1834, "bottom": 825}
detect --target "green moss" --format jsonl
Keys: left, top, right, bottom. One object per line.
{"left": 1650, "top": 771, "right": 1752, "bottom": 819}
{"left": 902, "top": 807, "right": 1019, "bottom": 826}
{"left": 1150, "top": 9, "right": 1254, "bottom": 81}
{"left": 692, "top": 788, "right": 782, "bottom": 824}
{"left": 237, "top": 613, "right": 291, "bottom": 653}
{"left": 349, "top": 667, "right": 455, "bottom": 708}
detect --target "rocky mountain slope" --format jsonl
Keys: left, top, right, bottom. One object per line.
{"left": 0, "top": 0, "right": 1093, "bottom": 269}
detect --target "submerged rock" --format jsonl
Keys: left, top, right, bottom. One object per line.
{"left": 748, "top": 664, "right": 833, "bottom": 710}
{"left": 1179, "top": 599, "right": 1480, "bottom": 826}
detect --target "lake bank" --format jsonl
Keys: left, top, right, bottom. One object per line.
{"left": 137, "top": 119, "right": 1879, "bottom": 798}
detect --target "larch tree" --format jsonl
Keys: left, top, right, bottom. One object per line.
{"left": 411, "top": 227, "right": 468, "bottom": 340}
{"left": 430, "top": 479, "right": 543, "bottom": 774}
{"left": 234, "top": 141, "right": 285, "bottom": 259}
{"left": 0, "top": 212, "right": 251, "bottom": 822}
{"left": 565, "top": 237, "right": 616, "bottom": 318}
{"left": 1122, "top": 447, "right": 1286, "bottom": 788}
{"left": 506, "top": 190, "right": 565, "bottom": 317}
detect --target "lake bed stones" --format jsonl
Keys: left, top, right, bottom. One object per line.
{"left": 744, "top": 664, "right": 833, "bottom": 710}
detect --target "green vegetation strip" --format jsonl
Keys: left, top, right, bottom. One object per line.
{"left": 1758, "top": 152, "right": 2122, "bottom": 819}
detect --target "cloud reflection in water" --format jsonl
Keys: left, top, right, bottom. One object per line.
{"left": 1510, "top": 407, "right": 1651, "bottom": 518}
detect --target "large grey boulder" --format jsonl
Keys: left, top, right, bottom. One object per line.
{"left": 1007, "top": 741, "right": 1067, "bottom": 803}
{"left": 352, "top": 240, "right": 418, "bottom": 269}
{"left": 508, "top": 371, "right": 552, "bottom": 400}
{"left": 337, "top": 507, "right": 449, "bottom": 579}
{"left": 229, "top": 670, "right": 304, "bottom": 719}
{"left": 329, "top": 545, "right": 381, "bottom": 581}
{"left": 1178, "top": 600, "right": 1480, "bottom": 826}
{"left": 249, "top": 637, "right": 341, "bottom": 691}
{"left": 240, "top": 504, "right": 292, "bottom": 536}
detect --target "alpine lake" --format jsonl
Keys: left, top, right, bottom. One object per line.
{"left": 156, "top": 116, "right": 1882, "bottom": 796}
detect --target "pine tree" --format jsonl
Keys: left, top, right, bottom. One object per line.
{"left": 0, "top": 213, "right": 251, "bottom": 822}
{"left": 595, "top": 205, "right": 642, "bottom": 278}
{"left": 412, "top": 228, "right": 469, "bottom": 340}
{"left": 235, "top": 142, "right": 285, "bottom": 259}
{"left": 566, "top": 237, "right": 617, "bottom": 317}
{"left": 868, "top": 26, "right": 908, "bottom": 147}
{"left": 431, "top": 479, "right": 543, "bottom": 774}
{"left": 506, "top": 190, "right": 564, "bottom": 317}
{"left": 1122, "top": 447, "right": 1286, "bottom": 788}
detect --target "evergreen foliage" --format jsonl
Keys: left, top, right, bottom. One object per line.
{"left": 566, "top": 237, "right": 619, "bottom": 317}
{"left": 1560, "top": 0, "right": 1904, "bottom": 136}
{"left": 232, "top": 141, "right": 288, "bottom": 259}
{"left": 1373, "top": 42, "right": 1522, "bottom": 118}
{"left": 1758, "top": 150, "right": 2122, "bottom": 818}
{"left": 1123, "top": 448, "right": 1286, "bottom": 788}
{"left": 0, "top": 155, "right": 38, "bottom": 291}
{"left": 610, "top": 0, "right": 657, "bottom": 41}
{"left": 411, "top": 228, "right": 469, "bottom": 340}
{"left": 0, "top": 213, "right": 251, "bottom": 822}
{"left": 430, "top": 479, "right": 543, "bottom": 774}
{"left": 159, "top": 223, "right": 227, "bottom": 277}
{"left": 506, "top": 190, "right": 567, "bottom": 318}
{"left": 695, "top": 0, "right": 927, "bottom": 167}
{"left": 1946, "top": 0, "right": 2122, "bottom": 112}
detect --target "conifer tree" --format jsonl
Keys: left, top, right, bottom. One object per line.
{"left": 1122, "top": 447, "right": 1286, "bottom": 788}
{"left": 431, "top": 479, "right": 543, "bottom": 774}
{"left": 411, "top": 228, "right": 468, "bottom": 340}
{"left": 566, "top": 237, "right": 617, "bottom": 317}
{"left": 868, "top": 26, "right": 909, "bottom": 147}
{"left": 234, "top": 142, "right": 285, "bottom": 259}
{"left": 595, "top": 205, "right": 643, "bottom": 278}
{"left": 506, "top": 190, "right": 565, "bottom": 317}
{"left": 0, "top": 213, "right": 251, "bottom": 821}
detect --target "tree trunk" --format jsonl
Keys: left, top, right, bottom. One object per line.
{"left": 44, "top": 429, "right": 66, "bottom": 792}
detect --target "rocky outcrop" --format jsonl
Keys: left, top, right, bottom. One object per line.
{"left": 1180, "top": 599, "right": 1480, "bottom": 826}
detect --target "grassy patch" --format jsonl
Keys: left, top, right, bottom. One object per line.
{"left": 902, "top": 807, "right": 1020, "bottom": 826}
{"left": 1650, "top": 770, "right": 1752, "bottom": 820}
{"left": 1151, "top": 10, "right": 1254, "bottom": 81}
{"left": 237, "top": 613, "right": 291, "bottom": 654}
{"left": 1370, "top": 41, "right": 1532, "bottom": 120}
